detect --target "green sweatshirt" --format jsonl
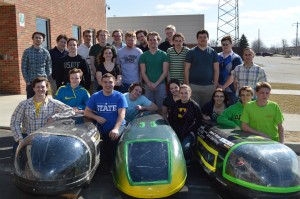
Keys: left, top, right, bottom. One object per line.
{"left": 217, "top": 101, "right": 243, "bottom": 128}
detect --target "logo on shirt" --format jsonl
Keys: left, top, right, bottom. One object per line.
{"left": 122, "top": 55, "right": 137, "bottom": 64}
{"left": 178, "top": 108, "right": 187, "bottom": 118}
{"left": 97, "top": 103, "right": 117, "bottom": 112}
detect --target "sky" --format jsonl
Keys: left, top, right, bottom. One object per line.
{"left": 106, "top": 0, "right": 300, "bottom": 48}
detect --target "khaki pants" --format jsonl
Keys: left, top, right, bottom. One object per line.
{"left": 189, "top": 84, "right": 215, "bottom": 108}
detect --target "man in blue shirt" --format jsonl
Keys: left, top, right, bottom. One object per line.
{"left": 84, "top": 73, "right": 128, "bottom": 168}
{"left": 184, "top": 30, "right": 219, "bottom": 107}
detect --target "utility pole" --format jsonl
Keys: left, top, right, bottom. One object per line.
{"left": 292, "top": 22, "right": 299, "bottom": 56}
{"left": 258, "top": 29, "right": 260, "bottom": 53}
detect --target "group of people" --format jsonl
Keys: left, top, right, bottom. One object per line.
{"left": 12, "top": 25, "right": 284, "bottom": 167}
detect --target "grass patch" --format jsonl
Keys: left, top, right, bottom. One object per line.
{"left": 269, "top": 83, "right": 300, "bottom": 90}
{"left": 285, "top": 131, "right": 300, "bottom": 142}
{"left": 269, "top": 94, "right": 300, "bottom": 114}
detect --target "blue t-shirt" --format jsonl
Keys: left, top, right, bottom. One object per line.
{"left": 86, "top": 90, "right": 128, "bottom": 134}
{"left": 124, "top": 93, "right": 152, "bottom": 122}
{"left": 185, "top": 46, "right": 218, "bottom": 85}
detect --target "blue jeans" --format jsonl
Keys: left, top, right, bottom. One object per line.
{"left": 181, "top": 133, "right": 195, "bottom": 163}
{"left": 26, "top": 84, "right": 35, "bottom": 99}
{"left": 12, "top": 134, "right": 28, "bottom": 159}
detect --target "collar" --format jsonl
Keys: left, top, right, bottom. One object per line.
{"left": 220, "top": 50, "right": 234, "bottom": 58}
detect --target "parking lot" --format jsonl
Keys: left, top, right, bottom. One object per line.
{"left": 0, "top": 129, "right": 224, "bottom": 199}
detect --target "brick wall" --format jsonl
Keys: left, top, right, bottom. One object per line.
{"left": 0, "top": 0, "right": 106, "bottom": 94}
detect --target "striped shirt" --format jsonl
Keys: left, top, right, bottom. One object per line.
{"left": 167, "top": 46, "right": 189, "bottom": 83}
{"left": 21, "top": 45, "right": 52, "bottom": 83}
{"left": 232, "top": 63, "right": 267, "bottom": 97}
{"left": 10, "top": 96, "right": 75, "bottom": 142}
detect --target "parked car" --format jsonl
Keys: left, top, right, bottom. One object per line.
{"left": 255, "top": 52, "right": 262, "bottom": 56}
{"left": 262, "top": 52, "right": 273, "bottom": 56}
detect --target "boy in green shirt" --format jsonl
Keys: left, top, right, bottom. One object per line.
{"left": 241, "top": 82, "right": 284, "bottom": 143}
{"left": 217, "top": 86, "right": 253, "bottom": 128}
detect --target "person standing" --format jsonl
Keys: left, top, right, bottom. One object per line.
{"left": 49, "top": 34, "right": 69, "bottom": 95}
{"left": 167, "top": 33, "right": 189, "bottom": 83}
{"left": 241, "top": 82, "right": 284, "bottom": 143}
{"left": 95, "top": 46, "right": 122, "bottom": 91}
{"left": 135, "top": 29, "right": 149, "bottom": 52}
{"left": 139, "top": 31, "right": 169, "bottom": 114}
{"left": 11, "top": 77, "right": 75, "bottom": 155}
{"left": 232, "top": 48, "right": 267, "bottom": 98}
{"left": 184, "top": 30, "right": 219, "bottom": 107}
{"left": 21, "top": 32, "right": 52, "bottom": 99}
{"left": 56, "top": 38, "right": 91, "bottom": 90}
{"left": 84, "top": 73, "right": 128, "bottom": 168}
{"left": 111, "top": 29, "right": 126, "bottom": 51}
{"left": 78, "top": 30, "right": 94, "bottom": 94}
{"left": 89, "top": 29, "right": 115, "bottom": 93}
{"left": 217, "top": 35, "right": 243, "bottom": 105}
{"left": 117, "top": 31, "right": 143, "bottom": 93}
{"left": 55, "top": 68, "right": 90, "bottom": 113}
{"left": 159, "top": 25, "right": 176, "bottom": 52}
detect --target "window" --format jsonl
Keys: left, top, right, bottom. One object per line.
{"left": 36, "top": 18, "right": 50, "bottom": 49}
{"left": 72, "top": 25, "right": 81, "bottom": 43}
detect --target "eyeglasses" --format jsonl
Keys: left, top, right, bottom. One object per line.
{"left": 198, "top": 36, "right": 208, "bottom": 39}
{"left": 222, "top": 43, "right": 230, "bottom": 47}
{"left": 113, "top": 35, "right": 121, "bottom": 38}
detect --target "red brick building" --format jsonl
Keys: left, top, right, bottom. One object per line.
{"left": 0, "top": 0, "right": 106, "bottom": 94}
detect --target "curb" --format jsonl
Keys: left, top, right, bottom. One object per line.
{"left": 285, "top": 143, "right": 300, "bottom": 155}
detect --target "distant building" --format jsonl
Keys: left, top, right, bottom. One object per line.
{"left": 0, "top": 0, "right": 106, "bottom": 94}
{"left": 107, "top": 14, "right": 204, "bottom": 46}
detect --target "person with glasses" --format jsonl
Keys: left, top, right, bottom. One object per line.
{"left": 111, "top": 29, "right": 126, "bottom": 51}
{"left": 202, "top": 88, "right": 229, "bottom": 122}
{"left": 55, "top": 68, "right": 90, "bottom": 113}
{"left": 217, "top": 86, "right": 253, "bottom": 128}
{"left": 241, "top": 82, "right": 284, "bottom": 143}
{"left": 184, "top": 29, "right": 219, "bottom": 108}
{"left": 135, "top": 29, "right": 149, "bottom": 52}
{"left": 217, "top": 36, "right": 243, "bottom": 105}
{"left": 124, "top": 82, "right": 158, "bottom": 122}
{"left": 78, "top": 30, "right": 94, "bottom": 93}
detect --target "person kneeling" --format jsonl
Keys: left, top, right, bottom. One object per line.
{"left": 168, "top": 84, "right": 203, "bottom": 164}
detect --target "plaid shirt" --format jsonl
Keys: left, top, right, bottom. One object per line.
{"left": 10, "top": 96, "right": 75, "bottom": 142}
{"left": 21, "top": 45, "right": 52, "bottom": 83}
{"left": 232, "top": 63, "right": 267, "bottom": 97}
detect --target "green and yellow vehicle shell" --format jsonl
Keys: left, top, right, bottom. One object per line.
{"left": 196, "top": 124, "right": 300, "bottom": 199}
{"left": 112, "top": 113, "right": 187, "bottom": 198}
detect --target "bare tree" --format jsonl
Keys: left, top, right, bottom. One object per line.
{"left": 281, "top": 39, "right": 289, "bottom": 54}
{"left": 209, "top": 39, "right": 218, "bottom": 47}
{"left": 251, "top": 39, "right": 265, "bottom": 53}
